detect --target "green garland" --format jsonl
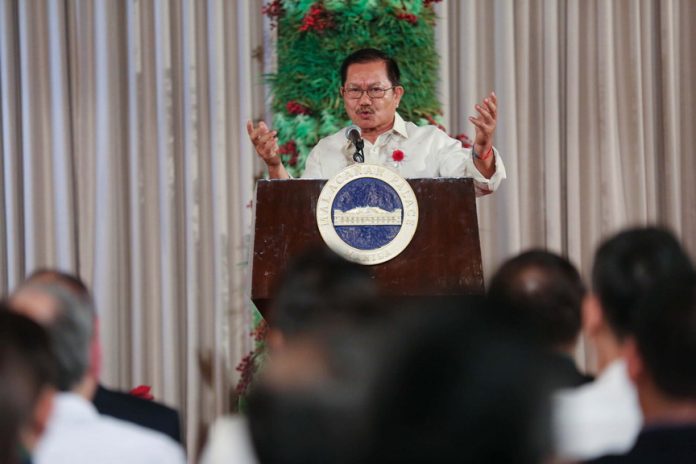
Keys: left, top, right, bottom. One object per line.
{"left": 265, "top": 0, "right": 443, "bottom": 177}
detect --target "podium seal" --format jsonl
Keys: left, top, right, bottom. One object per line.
{"left": 316, "top": 163, "right": 419, "bottom": 265}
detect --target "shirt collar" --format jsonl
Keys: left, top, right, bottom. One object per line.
{"left": 392, "top": 112, "right": 408, "bottom": 139}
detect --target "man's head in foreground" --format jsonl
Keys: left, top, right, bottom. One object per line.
{"left": 585, "top": 227, "right": 694, "bottom": 370}
{"left": 487, "top": 249, "right": 586, "bottom": 356}
{"left": 0, "top": 306, "right": 56, "bottom": 463}
{"left": 10, "top": 281, "right": 98, "bottom": 399}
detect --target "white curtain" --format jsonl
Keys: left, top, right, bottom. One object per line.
{"left": 0, "top": 0, "right": 267, "bottom": 454}
{"left": 437, "top": 0, "right": 696, "bottom": 369}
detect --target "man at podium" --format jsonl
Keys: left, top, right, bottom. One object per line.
{"left": 247, "top": 48, "right": 506, "bottom": 196}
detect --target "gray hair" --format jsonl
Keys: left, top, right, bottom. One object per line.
{"left": 21, "top": 283, "right": 96, "bottom": 391}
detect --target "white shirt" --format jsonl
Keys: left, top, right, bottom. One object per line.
{"left": 199, "top": 415, "right": 258, "bottom": 464}
{"left": 301, "top": 113, "right": 507, "bottom": 195}
{"left": 553, "top": 359, "right": 643, "bottom": 460}
{"left": 35, "top": 392, "right": 186, "bottom": 464}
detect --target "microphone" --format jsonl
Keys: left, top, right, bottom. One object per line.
{"left": 345, "top": 125, "right": 364, "bottom": 163}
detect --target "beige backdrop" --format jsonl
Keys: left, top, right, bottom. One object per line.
{"left": 1, "top": 0, "right": 695, "bottom": 456}
{"left": 436, "top": 0, "right": 696, "bottom": 368}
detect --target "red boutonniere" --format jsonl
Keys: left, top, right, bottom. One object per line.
{"left": 129, "top": 385, "right": 155, "bottom": 401}
{"left": 392, "top": 149, "right": 405, "bottom": 163}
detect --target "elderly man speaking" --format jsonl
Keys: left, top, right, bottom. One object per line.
{"left": 247, "top": 48, "right": 506, "bottom": 196}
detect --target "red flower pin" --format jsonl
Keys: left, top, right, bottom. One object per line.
{"left": 129, "top": 385, "right": 155, "bottom": 401}
{"left": 392, "top": 149, "right": 405, "bottom": 162}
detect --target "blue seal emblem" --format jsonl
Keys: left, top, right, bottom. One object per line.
{"left": 317, "top": 164, "right": 418, "bottom": 265}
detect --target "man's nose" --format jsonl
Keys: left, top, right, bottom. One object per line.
{"left": 358, "top": 91, "right": 372, "bottom": 104}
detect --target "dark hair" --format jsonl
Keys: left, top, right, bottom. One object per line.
{"left": 0, "top": 306, "right": 56, "bottom": 464}
{"left": 487, "top": 250, "right": 586, "bottom": 350}
{"left": 634, "top": 271, "right": 696, "bottom": 400}
{"left": 247, "top": 323, "right": 383, "bottom": 464}
{"left": 366, "top": 308, "right": 552, "bottom": 463}
{"left": 271, "top": 247, "right": 379, "bottom": 337}
{"left": 592, "top": 227, "right": 694, "bottom": 340}
{"left": 339, "top": 48, "right": 401, "bottom": 87}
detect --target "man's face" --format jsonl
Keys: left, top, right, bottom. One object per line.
{"left": 342, "top": 60, "right": 403, "bottom": 139}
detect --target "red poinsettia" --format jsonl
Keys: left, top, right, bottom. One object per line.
{"left": 392, "top": 149, "right": 405, "bottom": 162}
{"left": 286, "top": 100, "right": 312, "bottom": 116}
{"left": 278, "top": 140, "right": 300, "bottom": 166}
{"left": 299, "top": 3, "right": 334, "bottom": 33}
{"left": 261, "top": 0, "right": 284, "bottom": 29}
{"left": 396, "top": 12, "right": 418, "bottom": 24}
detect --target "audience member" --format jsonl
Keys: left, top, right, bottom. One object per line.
{"left": 586, "top": 271, "right": 696, "bottom": 462}
{"left": 487, "top": 250, "right": 592, "bottom": 388}
{"left": 18, "top": 269, "right": 182, "bottom": 443}
{"left": 201, "top": 247, "right": 380, "bottom": 464}
{"left": 246, "top": 324, "right": 383, "bottom": 464}
{"left": 0, "top": 308, "right": 56, "bottom": 464}
{"left": 8, "top": 282, "right": 186, "bottom": 464}
{"left": 554, "top": 227, "right": 695, "bottom": 460}
{"left": 266, "top": 246, "right": 379, "bottom": 350}
{"left": 364, "top": 306, "right": 553, "bottom": 463}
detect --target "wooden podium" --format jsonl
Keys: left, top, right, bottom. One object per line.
{"left": 250, "top": 178, "right": 484, "bottom": 316}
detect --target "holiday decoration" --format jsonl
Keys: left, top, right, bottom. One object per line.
{"left": 264, "top": 0, "right": 444, "bottom": 177}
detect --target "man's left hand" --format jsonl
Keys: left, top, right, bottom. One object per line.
{"left": 469, "top": 91, "right": 497, "bottom": 157}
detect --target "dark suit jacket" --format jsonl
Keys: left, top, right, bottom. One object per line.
{"left": 93, "top": 384, "right": 182, "bottom": 444}
{"left": 546, "top": 352, "right": 594, "bottom": 390}
{"left": 586, "top": 424, "right": 696, "bottom": 463}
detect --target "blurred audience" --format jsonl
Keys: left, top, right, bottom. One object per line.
{"left": 246, "top": 323, "right": 383, "bottom": 464}
{"left": 8, "top": 281, "right": 186, "bottom": 463}
{"left": 364, "top": 306, "right": 553, "bottom": 464}
{"left": 201, "top": 247, "right": 380, "bottom": 464}
{"left": 487, "top": 250, "right": 592, "bottom": 388}
{"left": 265, "top": 246, "right": 380, "bottom": 351}
{"left": 18, "top": 269, "right": 182, "bottom": 443}
{"left": 554, "top": 227, "right": 695, "bottom": 460}
{"left": 0, "top": 308, "right": 56, "bottom": 464}
{"left": 7, "top": 227, "right": 694, "bottom": 464}
{"left": 587, "top": 270, "right": 696, "bottom": 462}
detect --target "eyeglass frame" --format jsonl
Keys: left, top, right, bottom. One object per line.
{"left": 340, "top": 85, "right": 401, "bottom": 100}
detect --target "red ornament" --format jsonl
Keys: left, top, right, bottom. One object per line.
{"left": 278, "top": 140, "right": 300, "bottom": 166}
{"left": 392, "top": 149, "right": 405, "bottom": 162}
{"left": 286, "top": 100, "right": 311, "bottom": 116}
{"left": 278, "top": 140, "right": 298, "bottom": 156}
{"left": 396, "top": 12, "right": 418, "bottom": 25}
{"left": 299, "top": 3, "right": 334, "bottom": 33}
{"left": 261, "top": 0, "right": 284, "bottom": 29}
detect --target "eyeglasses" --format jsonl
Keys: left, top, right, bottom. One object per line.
{"left": 341, "top": 86, "right": 397, "bottom": 99}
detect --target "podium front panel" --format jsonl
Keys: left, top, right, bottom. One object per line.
{"left": 251, "top": 177, "right": 484, "bottom": 315}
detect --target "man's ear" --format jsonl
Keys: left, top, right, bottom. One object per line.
{"left": 625, "top": 337, "right": 644, "bottom": 384}
{"left": 394, "top": 85, "right": 404, "bottom": 105}
{"left": 582, "top": 293, "right": 604, "bottom": 337}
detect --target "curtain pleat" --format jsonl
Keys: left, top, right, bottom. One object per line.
{"left": 437, "top": 0, "right": 696, "bottom": 371}
{"left": 0, "top": 0, "right": 262, "bottom": 455}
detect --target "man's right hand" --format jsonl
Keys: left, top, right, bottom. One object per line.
{"left": 246, "top": 120, "right": 289, "bottom": 179}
